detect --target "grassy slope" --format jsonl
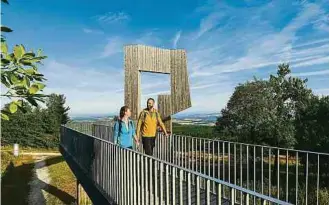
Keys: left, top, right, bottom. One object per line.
{"left": 45, "top": 156, "right": 77, "bottom": 204}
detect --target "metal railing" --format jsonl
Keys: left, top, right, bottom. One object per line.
{"left": 61, "top": 125, "right": 292, "bottom": 205}
{"left": 154, "top": 134, "right": 329, "bottom": 205}
{"left": 66, "top": 122, "right": 329, "bottom": 205}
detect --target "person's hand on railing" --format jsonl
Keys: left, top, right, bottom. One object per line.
{"left": 134, "top": 135, "right": 139, "bottom": 146}
{"left": 164, "top": 132, "right": 170, "bottom": 138}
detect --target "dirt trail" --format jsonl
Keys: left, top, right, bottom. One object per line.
{"left": 22, "top": 152, "right": 61, "bottom": 156}
{"left": 28, "top": 156, "right": 51, "bottom": 205}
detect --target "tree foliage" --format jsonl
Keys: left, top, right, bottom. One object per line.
{"left": 44, "top": 94, "right": 70, "bottom": 136}
{"left": 295, "top": 95, "right": 329, "bottom": 153}
{"left": 1, "top": 0, "right": 48, "bottom": 121}
{"left": 1, "top": 93, "right": 70, "bottom": 148}
{"left": 215, "top": 64, "right": 327, "bottom": 151}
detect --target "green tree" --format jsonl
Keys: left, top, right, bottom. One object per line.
{"left": 1, "top": 0, "right": 48, "bottom": 120}
{"left": 43, "top": 94, "right": 70, "bottom": 136}
{"left": 46, "top": 94, "right": 70, "bottom": 124}
{"left": 1, "top": 103, "right": 58, "bottom": 148}
{"left": 216, "top": 79, "right": 279, "bottom": 144}
{"left": 216, "top": 64, "right": 313, "bottom": 148}
{"left": 1, "top": 93, "right": 70, "bottom": 148}
{"left": 295, "top": 95, "right": 329, "bottom": 153}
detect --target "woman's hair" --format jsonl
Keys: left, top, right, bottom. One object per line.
{"left": 119, "top": 106, "right": 129, "bottom": 119}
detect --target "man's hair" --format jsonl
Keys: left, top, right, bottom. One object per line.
{"left": 147, "top": 98, "right": 155, "bottom": 103}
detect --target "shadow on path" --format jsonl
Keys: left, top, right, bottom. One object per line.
{"left": 1, "top": 156, "right": 75, "bottom": 205}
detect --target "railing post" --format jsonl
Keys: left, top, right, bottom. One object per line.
{"left": 91, "top": 123, "right": 95, "bottom": 136}
{"left": 76, "top": 181, "right": 80, "bottom": 205}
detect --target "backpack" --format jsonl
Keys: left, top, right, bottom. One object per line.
{"left": 141, "top": 109, "right": 159, "bottom": 125}
{"left": 141, "top": 109, "right": 163, "bottom": 133}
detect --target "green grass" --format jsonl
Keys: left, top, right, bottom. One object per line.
{"left": 45, "top": 156, "right": 77, "bottom": 204}
{"left": 1, "top": 145, "right": 59, "bottom": 153}
{"left": 172, "top": 123, "right": 216, "bottom": 139}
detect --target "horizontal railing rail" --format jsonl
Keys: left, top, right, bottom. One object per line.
{"left": 61, "top": 125, "right": 292, "bottom": 205}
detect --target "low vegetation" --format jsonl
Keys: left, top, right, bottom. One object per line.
{"left": 173, "top": 123, "right": 215, "bottom": 139}
{"left": 46, "top": 156, "right": 77, "bottom": 204}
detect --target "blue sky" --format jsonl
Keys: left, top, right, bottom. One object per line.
{"left": 2, "top": 0, "right": 329, "bottom": 117}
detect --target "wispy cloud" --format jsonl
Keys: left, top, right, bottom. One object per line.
{"left": 83, "top": 28, "right": 104, "bottom": 34}
{"left": 99, "top": 31, "right": 163, "bottom": 58}
{"left": 183, "top": 1, "right": 328, "bottom": 77}
{"left": 313, "top": 88, "right": 329, "bottom": 96}
{"left": 100, "top": 37, "right": 124, "bottom": 58}
{"left": 293, "top": 56, "right": 329, "bottom": 68}
{"left": 93, "top": 12, "right": 130, "bottom": 24}
{"left": 41, "top": 60, "right": 123, "bottom": 115}
{"left": 191, "top": 83, "right": 221, "bottom": 90}
{"left": 293, "top": 69, "right": 329, "bottom": 77}
{"left": 313, "top": 13, "right": 329, "bottom": 32}
{"left": 172, "top": 31, "right": 182, "bottom": 48}
{"left": 142, "top": 90, "right": 170, "bottom": 97}
{"left": 195, "top": 12, "right": 225, "bottom": 39}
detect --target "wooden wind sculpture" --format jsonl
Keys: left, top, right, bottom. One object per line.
{"left": 124, "top": 44, "right": 192, "bottom": 133}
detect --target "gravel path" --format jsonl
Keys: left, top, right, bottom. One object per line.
{"left": 28, "top": 156, "right": 51, "bottom": 205}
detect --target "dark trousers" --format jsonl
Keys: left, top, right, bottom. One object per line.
{"left": 142, "top": 137, "right": 155, "bottom": 156}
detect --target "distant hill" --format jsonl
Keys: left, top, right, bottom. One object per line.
{"left": 173, "top": 113, "right": 220, "bottom": 122}
{"left": 70, "top": 114, "right": 114, "bottom": 122}
{"left": 70, "top": 112, "right": 221, "bottom": 124}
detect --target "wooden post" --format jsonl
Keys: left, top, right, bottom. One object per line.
{"left": 76, "top": 181, "right": 80, "bottom": 205}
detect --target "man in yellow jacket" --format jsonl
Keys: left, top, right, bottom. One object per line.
{"left": 136, "top": 98, "right": 168, "bottom": 156}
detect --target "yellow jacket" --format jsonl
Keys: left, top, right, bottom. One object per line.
{"left": 136, "top": 108, "right": 167, "bottom": 138}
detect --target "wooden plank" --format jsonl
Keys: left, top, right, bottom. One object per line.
{"left": 158, "top": 94, "right": 172, "bottom": 133}
{"left": 170, "top": 49, "right": 191, "bottom": 114}
{"left": 136, "top": 45, "right": 171, "bottom": 74}
{"left": 124, "top": 45, "right": 141, "bottom": 120}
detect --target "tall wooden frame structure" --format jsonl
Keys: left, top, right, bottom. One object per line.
{"left": 124, "top": 44, "right": 192, "bottom": 132}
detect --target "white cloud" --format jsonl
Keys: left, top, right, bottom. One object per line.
{"left": 292, "top": 38, "right": 329, "bottom": 49}
{"left": 172, "top": 31, "right": 182, "bottom": 48}
{"left": 293, "top": 69, "right": 329, "bottom": 77}
{"left": 293, "top": 56, "right": 329, "bottom": 68}
{"left": 190, "top": 71, "right": 214, "bottom": 78}
{"left": 191, "top": 83, "right": 221, "bottom": 90}
{"left": 83, "top": 28, "right": 104, "bottom": 34}
{"left": 313, "top": 13, "right": 329, "bottom": 32}
{"left": 184, "top": 1, "right": 328, "bottom": 77}
{"left": 93, "top": 12, "right": 130, "bottom": 24}
{"left": 142, "top": 90, "right": 170, "bottom": 97}
{"left": 100, "top": 37, "right": 124, "bottom": 58}
{"left": 195, "top": 12, "right": 225, "bottom": 39}
{"left": 313, "top": 88, "right": 329, "bottom": 96}
{"left": 186, "top": 91, "right": 232, "bottom": 113}
{"left": 41, "top": 60, "right": 124, "bottom": 116}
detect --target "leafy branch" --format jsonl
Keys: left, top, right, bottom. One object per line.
{"left": 1, "top": 0, "right": 48, "bottom": 120}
